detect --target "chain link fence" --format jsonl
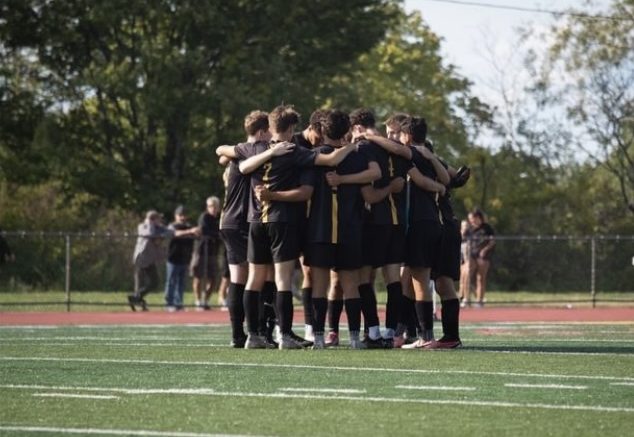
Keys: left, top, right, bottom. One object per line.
{"left": 0, "top": 231, "right": 632, "bottom": 310}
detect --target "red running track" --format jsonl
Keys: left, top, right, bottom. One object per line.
{"left": 1, "top": 307, "right": 633, "bottom": 326}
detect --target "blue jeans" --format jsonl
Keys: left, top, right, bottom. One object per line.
{"left": 165, "top": 262, "right": 188, "bottom": 307}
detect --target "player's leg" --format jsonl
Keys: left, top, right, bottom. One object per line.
{"left": 326, "top": 272, "right": 344, "bottom": 346}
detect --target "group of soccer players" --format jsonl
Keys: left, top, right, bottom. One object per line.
{"left": 216, "top": 105, "right": 470, "bottom": 350}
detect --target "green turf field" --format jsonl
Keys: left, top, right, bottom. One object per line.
{"left": 0, "top": 322, "right": 632, "bottom": 436}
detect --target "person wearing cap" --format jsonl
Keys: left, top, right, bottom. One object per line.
{"left": 129, "top": 209, "right": 198, "bottom": 311}
{"left": 164, "top": 205, "right": 197, "bottom": 311}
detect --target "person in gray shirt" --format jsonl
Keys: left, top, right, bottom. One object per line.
{"left": 129, "top": 210, "right": 198, "bottom": 311}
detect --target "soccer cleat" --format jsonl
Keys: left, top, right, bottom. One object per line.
{"left": 230, "top": 336, "right": 247, "bottom": 348}
{"left": 392, "top": 335, "right": 405, "bottom": 349}
{"left": 325, "top": 331, "right": 339, "bottom": 347}
{"left": 304, "top": 325, "right": 315, "bottom": 342}
{"left": 290, "top": 331, "right": 313, "bottom": 348}
{"left": 311, "top": 335, "right": 326, "bottom": 350}
{"left": 425, "top": 338, "right": 463, "bottom": 349}
{"left": 244, "top": 334, "right": 269, "bottom": 349}
{"left": 401, "top": 338, "right": 434, "bottom": 349}
{"left": 279, "top": 334, "right": 304, "bottom": 350}
{"left": 364, "top": 336, "right": 386, "bottom": 349}
{"left": 349, "top": 338, "right": 367, "bottom": 349}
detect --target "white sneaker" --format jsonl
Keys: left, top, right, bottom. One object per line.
{"left": 401, "top": 338, "right": 434, "bottom": 349}
{"left": 304, "top": 325, "right": 315, "bottom": 342}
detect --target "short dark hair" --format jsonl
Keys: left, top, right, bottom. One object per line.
{"left": 322, "top": 110, "right": 350, "bottom": 141}
{"left": 384, "top": 112, "right": 409, "bottom": 127}
{"left": 244, "top": 110, "right": 269, "bottom": 136}
{"left": 269, "top": 105, "right": 300, "bottom": 133}
{"left": 401, "top": 116, "right": 427, "bottom": 143}
{"left": 349, "top": 108, "right": 376, "bottom": 128}
{"left": 309, "top": 109, "right": 328, "bottom": 132}
{"left": 472, "top": 208, "right": 486, "bottom": 221}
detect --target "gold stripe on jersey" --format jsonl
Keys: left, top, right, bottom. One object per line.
{"left": 435, "top": 191, "right": 444, "bottom": 225}
{"left": 261, "top": 162, "right": 273, "bottom": 223}
{"left": 331, "top": 191, "right": 338, "bottom": 244}
{"left": 306, "top": 199, "right": 311, "bottom": 218}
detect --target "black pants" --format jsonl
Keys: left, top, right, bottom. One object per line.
{"left": 134, "top": 264, "right": 159, "bottom": 298}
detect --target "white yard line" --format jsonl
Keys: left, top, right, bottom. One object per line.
{"left": 395, "top": 385, "right": 476, "bottom": 391}
{"left": 278, "top": 387, "right": 366, "bottom": 394}
{"left": 32, "top": 393, "right": 119, "bottom": 400}
{"left": 505, "top": 383, "right": 588, "bottom": 390}
{"left": 610, "top": 382, "right": 634, "bottom": 386}
{"left": 0, "top": 425, "right": 261, "bottom": 437}
{"left": 1, "top": 356, "right": 632, "bottom": 382}
{"left": 1, "top": 384, "right": 631, "bottom": 413}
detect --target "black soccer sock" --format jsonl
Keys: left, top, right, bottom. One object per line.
{"left": 344, "top": 297, "right": 362, "bottom": 333}
{"left": 276, "top": 291, "right": 294, "bottom": 335}
{"left": 301, "top": 287, "right": 314, "bottom": 326}
{"left": 227, "top": 283, "right": 246, "bottom": 339}
{"left": 359, "top": 283, "right": 380, "bottom": 328}
{"left": 312, "top": 297, "right": 328, "bottom": 335}
{"left": 415, "top": 300, "right": 435, "bottom": 341}
{"left": 243, "top": 290, "right": 260, "bottom": 335}
{"left": 328, "top": 299, "right": 344, "bottom": 333}
{"left": 399, "top": 295, "right": 416, "bottom": 338}
{"left": 441, "top": 298, "right": 460, "bottom": 341}
{"left": 259, "top": 281, "right": 277, "bottom": 335}
{"left": 385, "top": 282, "right": 402, "bottom": 332}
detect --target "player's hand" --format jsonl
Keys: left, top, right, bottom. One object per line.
{"left": 271, "top": 141, "right": 295, "bottom": 156}
{"left": 437, "top": 183, "right": 446, "bottom": 196}
{"left": 390, "top": 177, "right": 405, "bottom": 193}
{"left": 254, "top": 185, "right": 272, "bottom": 201}
{"left": 325, "top": 172, "right": 342, "bottom": 187}
{"left": 190, "top": 227, "right": 201, "bottom": 237}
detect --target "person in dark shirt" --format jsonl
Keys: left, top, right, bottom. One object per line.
{"left": 469, "top": 208, "right": 495, "bottom": 308}
{"left": 190, "top": 197, "right": 222, "bottom": 310}
{"left": 346, "top": 108, "right": 395, "bottom": 348}
{"left": 291, "top": 109, "right": 327, "bottom": 343}
{"left": 237, "top": 105, "right": 357, "bottom": 349}
{"left": 164, "top": 205, "right": 196, "bottom": 311}
{"left": 303, "top": 109, "right": 381, "bottom": 349}
{"left": 216, "top": 110, "right": 272, "bottom": 347}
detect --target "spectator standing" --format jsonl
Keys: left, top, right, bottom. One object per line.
{"left": 130, "top": 210, "right": 197, "bottom": 311}
{"left": 165, "top": 205, "right": 196, "bottom": 311}
{"left": 191, "top": 196, "right": 221, "bottom": 310}
{"left": 459, "top": 218, "right": 473, "bottom": 307}
{"left": 469, "top": 209, "right": 495, "bottom": 307}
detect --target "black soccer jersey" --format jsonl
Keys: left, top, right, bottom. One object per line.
{"left": 387, "top": 153, "right": 412, "bottom": 226}
{"left": 239, "top": 141, "right": 318, "bottom": 224}
{"left": 292, "top": 132, "right": 313, "bottom": 149}
{"left": 307, "top": 145, "right": 369, "bottom": 244}
{"left": 234, "top": 141, "right": 269, "bottom": 225}
{"left": 220, "top": 143, "right": 253, "bottom": 231}
{"left": 408, "top": 146, "right": 441, "bottom": 223}
{"left": 437, "top": 159, "right": 457, "bottom": 223}
{"left": 291, "top": 132, "right": 316, "bottom": 223}
{"left": 357, "top": 139, "right": 393, "bottom": 225}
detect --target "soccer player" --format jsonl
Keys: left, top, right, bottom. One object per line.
{"left": 303, "top": 109, "right": 382, "bottom": 349}
{"left": 215, "top": 110, "right": 272, "bottom": 348}
{"left": 238, "top": 105, "right": 357, "bottom": 349}
{"left": 345, "top": 108, "right": 395, "bottom": 348}
{"left": 292, "top": 109, "right": 328, "bottom": 343}
{"left": 364, "top": 117, "right": 449, "bottom": 348}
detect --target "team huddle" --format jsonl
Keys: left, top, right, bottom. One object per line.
{"left": 216, "top": 106, "right": 470, "bottom": 350}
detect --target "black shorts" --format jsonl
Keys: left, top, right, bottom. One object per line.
{"left": 432, "top": 219, "right": 461, "bottom": 280}
{"left": 385, "top": 224, "right": 406, "bottom": 265}
{"left": 297, "top": 217, "right": 309, "bottom": 255}
{"left": 247, "top": 222, "right": 300, "bottom": 264}
{"left": 362, "top": 223, "right": 391, "bottom": 268}
{"left": 220, "top": 228, "right": 248, "bottom": 265}
{"left": 405, "top": 219, "right": 442, "bottom": 268}
{"left": 303, "top": 243, "right": 336, "bottom": 269}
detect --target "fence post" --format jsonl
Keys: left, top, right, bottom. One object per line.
{"left": 65, "top": 234, "right": 71, "bottom": 312}
{"left": 590, "top": 236, "right": 596, "bottom": 309}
